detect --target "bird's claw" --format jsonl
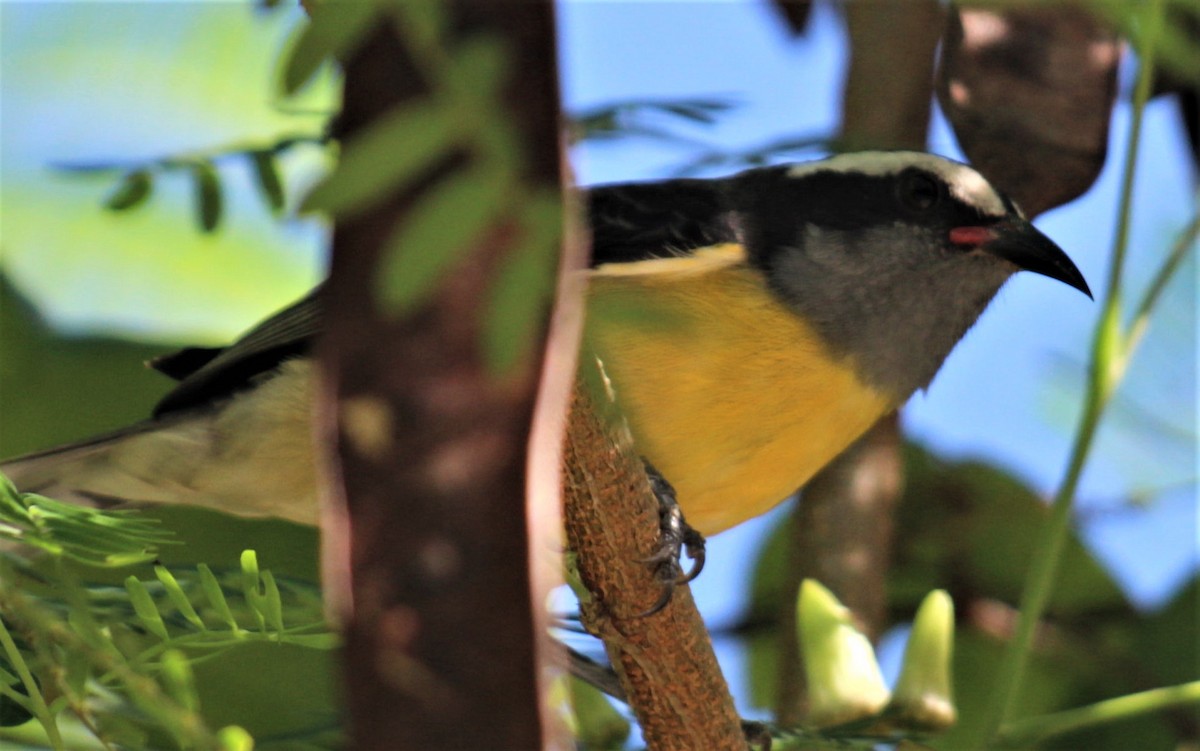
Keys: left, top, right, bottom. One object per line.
{"left": 638, "top": 462, "right": 706, "bottom": 617}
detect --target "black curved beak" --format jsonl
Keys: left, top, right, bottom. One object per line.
{"left": 953, "top": 218, "right": 1092, "bottom": 299}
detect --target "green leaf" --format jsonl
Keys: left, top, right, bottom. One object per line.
{"left": 442, "top": 34, "right": 509, "bottom": 104}
{"left": 126, "top": 576, "right": 169, "bottom": 640}
{"left": 260, "top": 571, "right": 285, "bottom": 634}
{"left": 278, "top": 633, "right": 340, "bottom": 650}
{"left": 198, "top": 563, "right": 239, "bottom": 632}
{"left": 392, "top": 0, "right": 449, "bottom": 55}
{"left": 94, "top": 714, "right": 149, "bottom": 750}
{"left": 570, "top": 677, "right": 631, "bottom": 749}
{"left": 281, "top": 0, "right": 378, "bottom": 95}
{"left": 155, "top": 565, "right": 206, "bottom": 631}
{"left": 191, "top": 160, "right": 223, "bottom": 233}
{"left": 300, "top": 102, "right": 456, "bottom": 218}
{"left": 375, "top": 163, "right": 511, "bottom": 316}
{"left": 160, "top": 649, "right": 198, "bottom": 712}
{"left": 249, "top": 151, "right": 286, "bottom": 214}
{"left": 104, "top": 169, "right": 153, "bottom": 212}
{"left": 0, "top": 474, "right": 173, "bottom": 566}
{"left": 482, "top": 190, "right": 561, "bottom": 374}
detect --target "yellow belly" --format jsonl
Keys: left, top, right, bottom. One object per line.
{"left": 585, "top": 245, "right": 896, "bottom": 535}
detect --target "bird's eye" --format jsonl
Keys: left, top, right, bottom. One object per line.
{"left": 898, "top": 170, "right": 941, "bottom": 212}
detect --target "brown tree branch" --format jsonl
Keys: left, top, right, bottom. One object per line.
{"left": 317, "top": 4, "right": 566, "bottom": 749}
{"left": 563, "top": 378, "right": 747, "bottom": 751}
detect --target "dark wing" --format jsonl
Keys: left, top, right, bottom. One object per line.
{"left": 151, "top": 287, "right": 323, "bottom": 416}
{"left": 587, "top": 177, "right": 739, "bottom": 266}
{"left": 147, "top": 176, "right": 733, "bottom": 413}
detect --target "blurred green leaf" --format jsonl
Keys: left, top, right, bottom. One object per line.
{"left": 0, "top": 472, "right": 174, "bottom": 567}
{"left": 442, "top": 34, "right": 509, "bottom": 104}
{"left": 0, "top": 276, "right": 173, "bottom": 459}
{"left": 189, "top": 641, "right": 337, "bottom": 743}
{"left": 392, "top": 1, "right": 449, "bottom": 57}
{"left": 744, "top": 629, "right": 784, "bottom": 712}
{"left": 569, "top": 678, "right": 630, "bottom": 750}
{"left": 126, "top": 575, "right": 170, "bottom": 640}
{"left": 932, "top": 631, "right": 1078, "bottom": 750}
{"left": 105, "top": 169, "right": 154, "bottom": 212}
{"left": 572, "top": 97, "right": 737, "bottom": 143}
{"left": 482, "top": 190, "right": 561, "bottom": 374}
{"left": 191, "top": 160, "right": 223, "bottom": 233}
{"left": 890, "top": 444, "right": 1126, "bottom": 617}
{"left": 1134, "top": 575, "right": 1199, "bottom": 688}
{"left": 300, "top": 102, "right": 455, "bottom": 218}
{"left": 260, "top": 570, "right": 285, "bottom": 634}
{"left": 281, "top": 0, "right": 378, "bottom": 95}
{"left": 249, "top": 150, "right": 286, "bottom": 214}
{"left": 160, "top": 649, "right": 199, "bottom": 713}
{"left": 375, "top": 164, "right": 511, "bottom": 316}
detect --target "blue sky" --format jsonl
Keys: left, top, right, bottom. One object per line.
{"left": 0, "top": 0, "right": 1195, "bottom": 711}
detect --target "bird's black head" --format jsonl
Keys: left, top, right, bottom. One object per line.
{"left": 729, "top": 151, "right": 1090, "bottom": 397}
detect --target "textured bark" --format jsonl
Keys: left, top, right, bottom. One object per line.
{"left": 774, "top": 0, "right": 942, "bottom": 724}
{"left": 317, "top": 5, "right": 565, "bottom": 749}
{"left": 938, "top": 5, "right": 1120, "bottom": 217}
{"left": 563, "top": 382, "right": 747, "bottom": 751}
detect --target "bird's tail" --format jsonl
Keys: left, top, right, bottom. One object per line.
{"left": 1, "top": 416, "right": 212, "bottom": 510}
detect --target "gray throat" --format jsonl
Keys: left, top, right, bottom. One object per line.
{"left": 767, "top": 225, "right": 1016, "bottom": 399}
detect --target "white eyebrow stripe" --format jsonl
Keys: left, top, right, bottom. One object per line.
{"left": 785, "top": 151, "right": 1009, "bottom": 218}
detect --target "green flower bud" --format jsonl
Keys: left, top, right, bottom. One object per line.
{"left": 798, "top": 579, "right": 890, "bottom": 727}
{"left": 889, "top": 589, "right": 957, "bottom": 730}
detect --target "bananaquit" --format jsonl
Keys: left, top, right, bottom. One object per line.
{"left": 2, "top": 152, "right": 1090, "bottom": 538}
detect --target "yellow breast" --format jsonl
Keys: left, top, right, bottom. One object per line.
{"left": 585, "top": 245, "right": 896, "bottom": 535}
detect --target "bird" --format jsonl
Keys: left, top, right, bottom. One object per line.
{"left": 2, "top": 151, "right": 1091, "bottom": 540}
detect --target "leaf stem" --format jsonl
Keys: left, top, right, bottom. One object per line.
{"left": 997, "top": 681, "right": 1200, "bottom": 747}
{"left": 973, "top": 1, "right": 1167, "bottom": 746}
{"left": 0, "top": 607, "right": 64, "bottom": 750}
{"left": 1125, "top": 209, "right": 1200, "bottom": 356}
